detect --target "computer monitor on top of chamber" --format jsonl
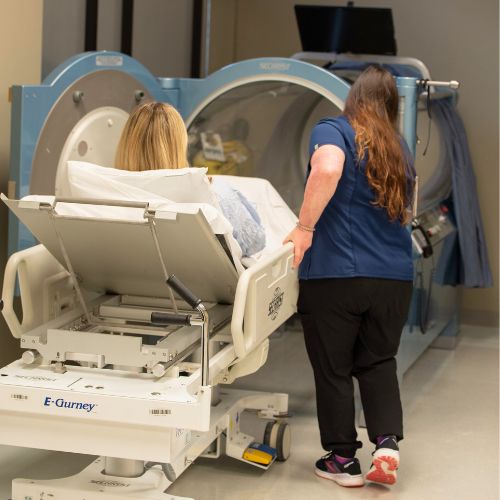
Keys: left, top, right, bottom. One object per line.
{"left": 294, "top": 5, "right": 397, "bottom": 55}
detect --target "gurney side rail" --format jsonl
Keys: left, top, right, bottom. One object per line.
{"left": 231, "top": 242, "right": 298, "bottom": 359}
{"left": 2, "top": 244, "right": 70, "bottom": 338}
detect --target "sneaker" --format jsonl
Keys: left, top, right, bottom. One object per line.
{"left": 315, "top": 452, "right": 365, "bottom": 487}
{"left": 365, "top": 435, "right": 400, "bottom": 485}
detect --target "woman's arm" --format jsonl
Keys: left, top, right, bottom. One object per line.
{"left": 284, "top": 144, "right": 345, "bottom": 268}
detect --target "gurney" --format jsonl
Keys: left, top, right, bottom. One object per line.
{"left": 0, "top": 175, "right": 298, "bottom": 499}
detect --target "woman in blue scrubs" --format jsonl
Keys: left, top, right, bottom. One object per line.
{"left": 285, "top": 65, "right": 415, "bottom": 488}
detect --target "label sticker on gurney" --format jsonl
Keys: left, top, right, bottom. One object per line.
{"left": 201, "top": 132, "right": 226, "bottom": 162}
{"left": 150, "top": 408, "right": 172, "bottom": 416}
{"left": 268, "top": 287, "right": 284, "bottom": 320}
{"left": 11, "top": 393, "right": 28, "bottom": 400}
{"left": 90, "top": 480, "right": 130, "bottom": 488}
{"left": 3, "top": 372, "right": 80, "bottom": 390}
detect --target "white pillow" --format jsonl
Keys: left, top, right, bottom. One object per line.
{"left": 53, "top": 161, "right": 244, "bottom": 273}
{"left": 58, "top": 161, "right": 220, "bottom": 207}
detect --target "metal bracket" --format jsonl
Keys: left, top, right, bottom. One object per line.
{"left": 43, "top": 203, "right": 92, "bottom": 324}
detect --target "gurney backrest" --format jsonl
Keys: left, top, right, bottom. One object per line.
{"left": 3, "top": 197, "right": 239, "bottom": 304}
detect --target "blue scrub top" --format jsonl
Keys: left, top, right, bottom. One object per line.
{"left": 299, "top": 115, "right": 414, "bottom": 282}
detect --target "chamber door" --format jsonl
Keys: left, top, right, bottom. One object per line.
{"left": 30, "top": 70, "right": 153, "bottom": 195}
{"left": 54, "top": 106, "right": 129, "bottom": 194}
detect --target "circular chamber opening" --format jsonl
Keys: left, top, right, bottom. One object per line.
{"left": 187, "top": 81, "right": 342, "bottom": 215}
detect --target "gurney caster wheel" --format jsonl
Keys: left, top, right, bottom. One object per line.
{"left": 263, "top": 421, "right": 291, "bottom": 462}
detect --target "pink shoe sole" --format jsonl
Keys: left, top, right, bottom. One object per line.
{"left": 365, "top": 454, "right": 399, "bottom": 485}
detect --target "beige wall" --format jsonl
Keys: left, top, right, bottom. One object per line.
{"left": 42, "top": 0, "right": 85, "bottom": 78}
{"left": 211, "top": 0, "right": 499, "bottom": 322}
{"left": 43, "top": 0, "right": 194, "bottom": 79}
{"left": 0, "top": 1, "right": 43, "bottom": 364}
{"left": 132, "top": 0, "right": 194, "bottom": 77}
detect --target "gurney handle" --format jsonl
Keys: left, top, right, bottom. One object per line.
{"left": 165, "top": 275, "right": 209, "bottom": 386}
{"left": 151, "top": 311, "right": 192, "bottom": 326}
{"left": 166, "top": 275, "right": 202, "bottom": 309}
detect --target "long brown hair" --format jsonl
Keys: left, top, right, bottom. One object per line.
{"left": 115, "top": 101, "right": 188, "bottom": 171}
{"left": 344, "top": 65, "right": 413, "bottom": 223}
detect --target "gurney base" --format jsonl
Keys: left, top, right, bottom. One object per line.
{"left": 11, "top": 389, "right": 289, "bottom": 500}
{"left": 12, "top": 457, "right": 189, "bottom": 500}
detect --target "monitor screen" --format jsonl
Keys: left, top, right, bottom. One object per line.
{"left": 295, "top": 5, "right": 397, "bottom": 55}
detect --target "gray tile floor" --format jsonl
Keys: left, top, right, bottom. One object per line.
{"left": 0, "top": 324, "right": 498, "bottom": 500}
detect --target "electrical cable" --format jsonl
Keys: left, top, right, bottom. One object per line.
{"left": 145, "top": 462, "right": 177, "bottom": 483}
{"left": 422, "top": 80, "right": 432, "bottom": 157}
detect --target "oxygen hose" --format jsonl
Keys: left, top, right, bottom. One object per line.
{"left": 422, "top": 79, "right": 433, "bottom": 157}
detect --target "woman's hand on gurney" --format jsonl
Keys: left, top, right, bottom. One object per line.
{"left": 283, "top": 226, "right": 313, "bottom": 269}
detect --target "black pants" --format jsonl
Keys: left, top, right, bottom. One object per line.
{"left": 298, "top": 277, "right": 413, "bottom": 458}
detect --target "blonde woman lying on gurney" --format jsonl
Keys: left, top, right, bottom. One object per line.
{"left": 0, "top": 102, "right": 298, "bottom": 499}
{"left": 115, "top": 101, "right": 266, "bottom": 259}
{"left": 52, "top": 100, "right": 298, "bottom": 269}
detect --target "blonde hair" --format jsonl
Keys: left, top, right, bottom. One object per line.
{"left": 115, "top": 101, "right": 188, "bottom": 171}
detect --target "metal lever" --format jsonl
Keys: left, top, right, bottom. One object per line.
{"left": 418, "top": 79, "right": 460, "bottom": 90}
{"left": 166, "top": 275, "right": 209, "bottom": 386}
{"left": 151, "top": 311, "right": 192, "bottom": 326}
{"left": 166, "top": 275, "right": 202, "bottom": 309}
